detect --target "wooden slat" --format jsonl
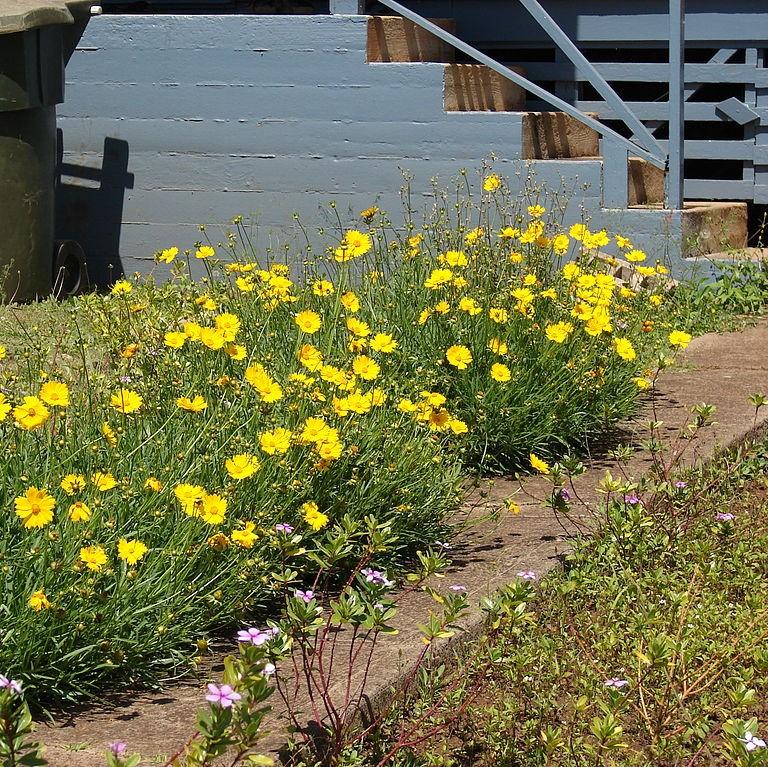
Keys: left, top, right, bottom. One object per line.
{"left": 569, "top": 101, "right": 768, "bottom": 122}
{"left": 500, "top": 62, "right": 768, "bottom": 86}
{"left": 684, "top": 179, "right": 755, "bottom": 199}
{"left": 654, "top": 140, "right": 757, "bottom": 161}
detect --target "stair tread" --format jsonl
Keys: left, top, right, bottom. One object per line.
{"left": 686, "top": 247, "right": 767, "bottom": 262}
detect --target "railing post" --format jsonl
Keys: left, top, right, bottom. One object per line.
{"left": 329, "top": 0, "right": 364, "bottom": 13}
{"left": 602, "top": 137, "right": 629, "bottom": 209}
{"left": 667, "top": 0, "right": 685, "bottom": 209}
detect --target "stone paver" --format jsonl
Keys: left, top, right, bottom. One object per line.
{"left": 39, "top": 320, "right": 768, "bottom": 766}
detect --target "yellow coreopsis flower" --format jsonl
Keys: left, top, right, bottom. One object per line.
{"left": 446, "top": 345, "right": 473, "bottom": 370}
{"left": 196, "top": 294, "right": 218, "bottom": 311}
{"left": 111, "top": 279, "right": 133, "bottom": 296}
{"left": 259, "top": 427, "right": 292, "bottom": 455}
{"left": 80, "top": 545, "right": 108, "bottom": 572}
{"left": 483, "top": 174, "right": 501, "bottom": 192}
{"left": 200, "top": 327, "right": 226, "bottom": 350}
{"left": 424, "top": 268, "right": 454, "bottom": 289}
{"left": 298, "top": 343, "right": 324, "bottom": 371}
{"left": 316, "top": 438, "right": 343, "bottom": 461}
{"left": 352, "top": 355, "right": 380, "bottom": 381}
{"left": 28, "top": 590, "right": 51, "bottom": 611}
{"left": 488, "top": 338, "right": 508, "bottom": 355}
{"left": 144, "top": 477, "right": 163, "bottom": 492}
{"left": 15, "top": 487, "right": 55, "bottom": 529}
{"left": 68, "top": 501, "right": 91, "bottom": 522}
{"left": 489, "top": 307, "right": 509, "bottom": 324}
{"left": 101, "top": 421, "right": 118, "bottom": 447}
{"left": 60, "top": 473, "right": 87, "bottom": 496}
{"left": 0, "top": 392, "right": 10, "bottom": 421}
{"left": 341, "top": 291, "right": 360, "bottom": 312}
{"left": 334, "top": 230, "right": 372, "bottom": 262}
{"left": 527, "top": 204, "right": 546, "bottom": 218}
{"left": 449, "top": 418, "right": 469, "bottom": 435}
{"left": 201, "top": 493, "right": 227, "bottom": 525}
{"left": 312, "top": 279, "right": 334, "bottom": 296}
{"left": 236, "top": 275, "right": 255, "bottom": 293}
{"left": 175, "top": 483, "right": 205, "bottom": 516}
{"left": 499, "top": 226, "right": 520, "bottom": 240}
{"left": 552, "top": 234, "right": 570, "bottom": 255}
{"left": 545, "top": 321, "right": 574, "bottom": 343}
{"left": 225, "top": 453, "right": 260, "bottom": 480}
{"left": 231, "top": 521, "right": 258, "bottom": 548}
{"left": 625, "top": 249, "right": 647, "bottom": 263}
{"left": 464, "top": 227, "right": 484, "bottom": 245}
{"left": 110, "top": 388, "right": 142, "bottom": 414}
{"left": 177, "top": 395, "right": 208, "bottom": 413}
{"left": 562, "top": 262, "right": 580, "bottom": 281}
{"left": 612, "top": 337, "right": 637, "bottom": 361}
{"left": 490, "top": 363, "right": 512, "bottom": 383}
{"left": 118, "top": 538, "right": 149, "bottom": 565}
{"left": 569, "top": 223, "right": 587, "bottom": 241}
{"left": 297, "top": 417, "right": 329, "bottom": 445}
{"left": 369, "top": 333, "right": 397, "bottom": 353}
{"left": 668, "top": 330, "right": 692, "bottom": 349}
{"left": 459, "top": 297, "right": 482, "bottom": 316}
{"left": 530, "top": 453, "right": 550, "bottom": 474}
{"left": 164, "top": 331, "right": 186, "bottom": 349}
{"left": 245, "top": 365, "right": 283, "bottom": 403}
{"left": 444, "top": 250, "right": 468, "bottom": 267}
{"left": 158, "top": 246, "right": 179, "bottom": 263}
{"left": 195, "top": 245, "right": 216, "bottom": 259}
{"left": 215, "top": 312, "right": 241, "bottom": 341}
{"left": 39, "top": 381, "right": 70, "bottom": 408}
{"left": 302, "top": 501, "right": 329, "bottom": 531}
{"left": 295, "top": 310, "right": 322, "bottom": 334}
{"left": 520, "top": 221, "right": 545, "bottom": 244}
{"left": 13, "top": 396, "right": 50, "bottom": 430}
{"left": 92, "top": 472, "right": 118, "bottom": 491}
{"left": 224, "top": 343, "right": 247, "bottom": 361}
{"left": 346, "top": 317, "right": 371, "bottom": 338}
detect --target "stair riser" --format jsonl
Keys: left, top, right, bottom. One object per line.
{"left": 521, "top": 112, "right": 600, "bottom": 160}
{"left": 444, "top": 64, "right": 526, "bottom": 112}
{"left": 367, "top": 17, "right": 456, "bottom": 63}
{"left": 682, "top": 203, "right": 749, "bottom": 258}
{"left": 628, "top": 157, "right": 665, "bottom": 206}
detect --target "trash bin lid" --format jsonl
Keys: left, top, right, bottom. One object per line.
{"left": 0, "top": 0, "right": 93, "bottom": 34}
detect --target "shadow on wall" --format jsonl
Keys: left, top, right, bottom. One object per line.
{"left": 55, "top": 131, "right": 134, "bottom": 289}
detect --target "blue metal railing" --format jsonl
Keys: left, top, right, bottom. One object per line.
{"left": 335, "top": 0, "right": 687, "bottom": 209}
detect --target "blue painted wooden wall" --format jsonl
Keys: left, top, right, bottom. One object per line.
{"left": 58, "top": 13, "right": 694, "bottom": 282}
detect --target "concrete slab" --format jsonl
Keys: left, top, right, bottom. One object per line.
{"left": 38, "top": 319, "right": 768, "bottom": 766}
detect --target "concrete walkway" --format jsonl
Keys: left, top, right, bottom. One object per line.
{"left": 39, "top": 320, "right": 768, "bottom": 767}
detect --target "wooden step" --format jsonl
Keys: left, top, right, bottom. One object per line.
{"left": 628, "top": 156, "right": 666, "bottom": 206}
{"left": 522, "top": 112, "right": 600, "bottom": 160}
{"left": 367, "top": 16, "right": 456, "bottom": 63}
{"left": 444, "top": 64, "right": 526, "bottom": 112}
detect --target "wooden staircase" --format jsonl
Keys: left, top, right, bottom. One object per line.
{"left": 365, "top": 15, "right": 749, "bottom": 258}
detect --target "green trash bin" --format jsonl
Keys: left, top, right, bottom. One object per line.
{"left": 0, "top": 0, "right": 95, "bottom": 302}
